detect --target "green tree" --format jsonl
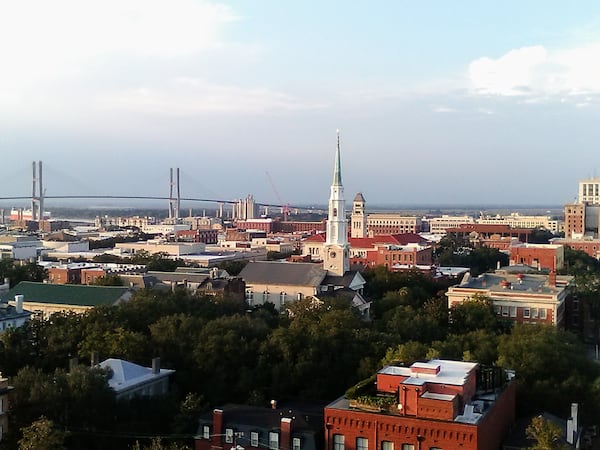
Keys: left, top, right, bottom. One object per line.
{"left": 380, "top": 341, "right": 429, "bottom": 366}
{"left": 497, "top": 324, "right": 599, "bottom": 415}
{"left": 526, "top": 415, "right": 569, "bottom": 450}
{"left": 449, "top": 294, "right": 501, "bottom": 335}
{"left": 130, "top": 438, "right": 190, "bottom": 450}
{"left": 18, "top": 416, "right": 66, "bottom": 450}
{"left": 93, "top": 274, "right": 124, "bottom": 286}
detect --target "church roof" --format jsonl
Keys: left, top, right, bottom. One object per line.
{"left": 239, "top": 261, "right": 327, "bottom": 287}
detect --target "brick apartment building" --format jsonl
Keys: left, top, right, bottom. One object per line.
{"left": 325, "top": 360, "right": 515, "bottom": 450}
{"left": 176, "top": 229, "right": 219, "bottom": 244}
{"left": 350, "top": 243, "right": 433, "bottom": 272}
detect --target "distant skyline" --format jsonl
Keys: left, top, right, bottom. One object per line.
{"left": 2, "top": 1, "right": 600, "bottom": 206}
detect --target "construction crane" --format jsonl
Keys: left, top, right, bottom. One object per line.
{"left": 265, "top": 171, "right": 291, "bottom": 221}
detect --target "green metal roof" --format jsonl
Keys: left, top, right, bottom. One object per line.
{"left": 6, "top": 282, "right": 130, "bottom": 307}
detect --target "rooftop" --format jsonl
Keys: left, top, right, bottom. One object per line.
{"left": 379, "top": 359, "right": 478, "bottom": 386}
{"left": 7, "top": 281, "right": 131, "bottom": 307}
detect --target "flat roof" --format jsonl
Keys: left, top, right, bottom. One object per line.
{"left": 379, "top": 359, "right": 478, "bottom": 386}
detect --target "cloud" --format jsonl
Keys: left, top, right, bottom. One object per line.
{"left": 96, "top": 77, "right": 327, "bottom": 115}
{"left": 432, "top": 106, "right": 457, "bottom": 113}
{"left": 468, "top": 43, "right": 600, "bottom": 99}
{"left": 0, "top": 0, "right": 237, "bottom": 91}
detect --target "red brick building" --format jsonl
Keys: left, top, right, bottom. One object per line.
{"left": 445, "top": 224, "right": 531, "bottom": 247}
{"left": 325, "top": 360, "right": 515, "bottom": 450}
{"left": 509, "top": 243, "right": 564, "bottom": 272}
{"left": 176, "top": 229, "right": 219, "bottom": 244}
{"left": 550, "top": 237, "right": 600, "bottom": 260}
{"left": 48, "top": 266, "right": 82, "bottom": 284}
{"left": 275, "top": 220, "right": 327, "bottom": 234}
{"left": 564, "top": 203, "right": 586, "bottom": 239}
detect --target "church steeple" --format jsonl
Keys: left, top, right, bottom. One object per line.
{"left": 323, "top": 130, "right": 350, "bottom": 276}
{"left": 332, "top": 130, "right": 342, "bottom": 186}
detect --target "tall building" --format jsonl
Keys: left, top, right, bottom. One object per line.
{"left": 351, "top": 193, "right": 367, "bottom": 238}
{"left": 578, "top": 178, "right": 600, "bottom": 204}
{"left": 233, "top": 195, "right": 259, "bottom": 220}
{"left": 323, "top": 131, "right": 350, "bottom": 277}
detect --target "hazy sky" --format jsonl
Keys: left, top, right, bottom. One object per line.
{"left": 2, "top": 1, "right": 600, "bottom": 208}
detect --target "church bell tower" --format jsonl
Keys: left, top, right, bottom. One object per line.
{"left": 323, "top": 130, "right": 350, "bottom": 276}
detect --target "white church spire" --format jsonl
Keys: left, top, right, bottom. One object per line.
{"left": 324, "top": 130, "right": 350, "bottom": 276}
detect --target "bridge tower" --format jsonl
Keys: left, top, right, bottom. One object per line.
{"left": 168, "top": 168, "right": 181, "bottom": 219}
{"left": 31, "top": 161, "right": 44, "bottom": 221}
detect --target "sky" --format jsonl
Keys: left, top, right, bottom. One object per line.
{"left": 2, "top": 1, "right": 600, "bottom": 209}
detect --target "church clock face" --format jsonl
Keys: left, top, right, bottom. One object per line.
{"left": 330, "top": 251, "right": 336, "bottom": 258}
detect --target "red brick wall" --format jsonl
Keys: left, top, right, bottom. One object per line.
{"left": 476, "top": 381, "right": 516, "bottom": 450}
{"left": 325, "top": 408, "right": 479, "bottom": 450}
{"left": 510, "top": 246, "right": 558, "bottom": 271}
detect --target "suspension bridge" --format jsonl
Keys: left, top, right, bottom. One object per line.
{"left": 0, "top": 162, "right": 315, "bottom": 220}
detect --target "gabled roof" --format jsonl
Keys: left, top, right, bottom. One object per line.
{"left": 197, "top": 402, "right": 325, "bottom": 432}
{"left": 303, "top": 234, "right": 326, "bottom": 243}
{"left": 322, "top": 270, "right": 366, "bottom": 291}
{"left": 240, "top": 261, "right": 327, "bottom": 287}
{"left": 7, "top": 281, "right": 130, "bottom": 307}
{"left": 99, "top": 358, "right": 174, "bottom": 393}
{"left": 147, "top": 271, "right": 210, "bottom": 283}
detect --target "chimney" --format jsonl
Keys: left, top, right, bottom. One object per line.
{"left": 212, "top": 409, "right": 224, "bottom": 448}
{"left": 15, "top": 295, "right": 23, "bottom": 314}
{"left": 281, "top": 417, "right": 292, "bottom": 450}
{"left": 549, "top": 270, "right": 556, "bottom": 287}
{"left": 152, "top": 357, "right": 161, "bottom": 375}
{"left": 570, "top": 403, "right": 579, "bottom": 442}
{"left": 91, "top": 351, "right": 100, "bottom": 367}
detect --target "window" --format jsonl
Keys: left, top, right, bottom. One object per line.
{"left": 356, "top": 437, "right": 368, "bottom": 450}
{"left": 494, "top": 305, "right": 501, "bottom": 315}
{"left": 523, "top": 308, "right": 530, "bottom": 319}
{"left": 502, "top": 305, "right": 509, "bottom": 317}
{"left": 333, "top": 434, "right": 345, "bottom": 450}
{"left": 510, "top": 306, "right": 517, "bottom": 318}
{"left": 269, "top": 432, "right": 279, "bottom": 450}
{"left": 293, "top": 437, "right": 301, "bottom": 450}
{"left": 401, "top": 445, "right": 415, "bottom": 450}
{"left": 251, "top": 432, "right": 259, "bottom": 447}
{"left": 540, "top": 309, "right": 547, "bottom": 320}
{"left": 202, "top": 425, "right": 210, "bottom": 440}
{"left": 225, "top": 429, "right": 234, "bottom": 444}
{"left": 532, "top": 308, "right": 538, "bottom": 319}
{"left": 382, "top": 441, "right": 394, "bottom": 450}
